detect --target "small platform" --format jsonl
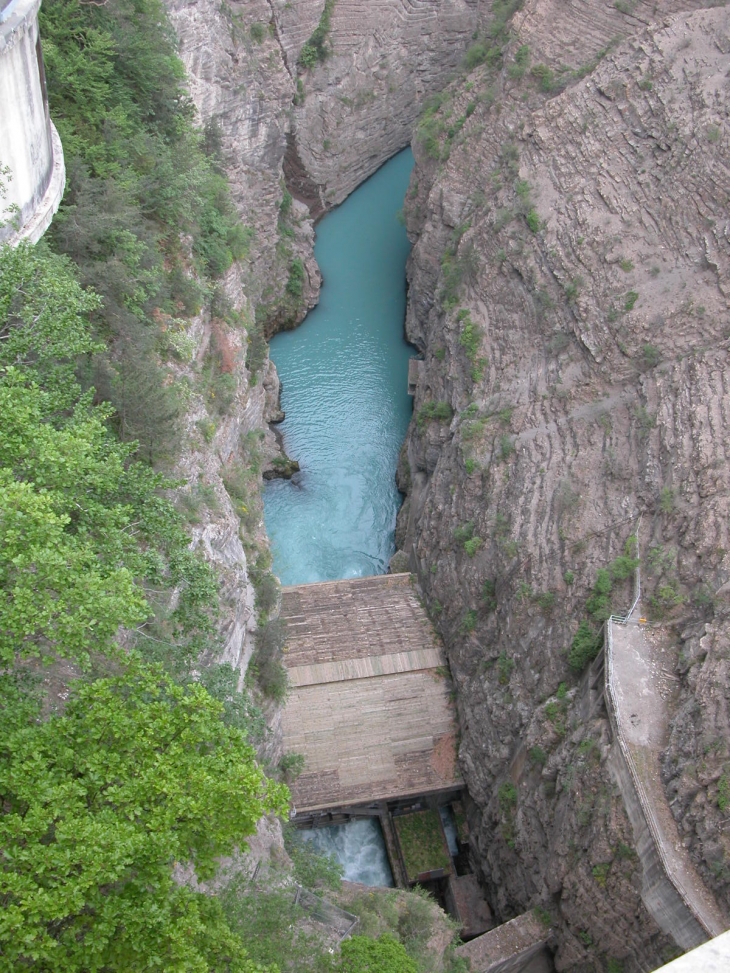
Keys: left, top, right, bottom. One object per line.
{"left": 447, "top": 874, "right": 493, "bottom": 940}
{"left": 280, "top": 574, "right": 462, "bottom": 814}
{"left": 407, "top": 358, "right": 423, "bottom": 395}
{"left": 455, "top": 912, "right": 551, "bottom": 973}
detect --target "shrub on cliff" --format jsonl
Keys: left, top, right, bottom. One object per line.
{"left": 568, "top": 620, "right": 602, "bottom": 671}
{"left": 0, "top": 240, "right": 281, "bottom": 970}
{"left": 39, "top": 0, "right": 253, "bottom": 459}
{"left": 253, "top": 617, "right": 289, "bottom": 701}
{"left": 417, "top": 400, "right": 453, "bottom": 427}
{"left": 298, "top": 0, "right": 335, "bottom": 69}
{"left": 0, "top": 244, "right": 219, "bottom": 672}
{"left": 334, "top": 935, "right": 418, "bottom": 973}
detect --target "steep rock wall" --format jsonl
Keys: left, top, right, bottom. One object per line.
{"left": 161, "top": 0, "right": 730, "bottom": 961}
{"left": 274, "top": 0, "right": 480, "bottom": 213}
{"left": 161, "top": 0, "right": 317, "bottom": 741}
{"left": 165, "top": 0, "right": 321, "bottom": 315}
{"left": 161, "top": 0, "right": 484, "bottom": 688}
{"left": 399, "top": 5, "right": 730, "bottom": 968}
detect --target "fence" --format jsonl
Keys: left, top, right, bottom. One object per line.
{"left": 292, "top": 885, "right": 360, "bottom": 943}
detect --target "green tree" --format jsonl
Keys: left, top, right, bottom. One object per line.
{"left": 0, "top": 367, "right": 219, "bottom": 668}
{"left": 0, "top": 372, "right": 146, "bottom": 665}
{"left": 0, "top": 243, "right": 221, "bottom": 669}
{"left": 0, "top": 663, "right": 288, "bottom": 971}
{"left": 0, "top": 242, "right": 102, "bottom": 413}
{"left": 568, "top": 620, "right": 602, "bottom": 671}
{"left": 333, "top": 935, "right": 418, "bottom": 973}
{"left": 38, "top": 0, "right": 255, "bottom": 458}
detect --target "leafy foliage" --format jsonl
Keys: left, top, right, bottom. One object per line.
{"left": 417, "top": 400, "right": 453, "bottom": 427}
{"left": 0, "top": 242, "right": 102, "bottom": 409}
{"left": 0, "top": 244, "right": 222, "bottom": 669}
{"left": 0, "top": 663, "right": 287, "bottom": 970}
{"left": 393, "top": 811, "right": 451, "bottom": 879}
{"left": 568, "top": 620, "right": 602, "bottom": 672}
{"left": 0, "top": 373, "right": 147, "bottom": 665}
{"left": 39, "top": 0, "right": 252, "bottom": 459}
{"left": 253, "top": 617, "right": 289, "bottom": 702}
{"left": 718, "top": 771, "right": 730, "bottom": 813}
{"left": 196, "top": 662, "right": 266, "bottom": 742}
{"left": 286, "top": 257, "right": 305, "bottom": 298}
{"left": 222, "top": 878, "right": 330, "bottom": 973}
{"left": 334, "top": 935, "right": 418, "bottom": 973}
{"left": 298, "top": 0, "right": 336, "bottom": 69}
{"left": 0, "top": 237, "right": 277, "bottom": 968}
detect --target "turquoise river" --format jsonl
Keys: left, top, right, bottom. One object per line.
{"left": 263, "top": 148, "right": 415, "bottom": 586}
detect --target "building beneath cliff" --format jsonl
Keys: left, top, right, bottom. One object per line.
{"left": 0, "top": 0, "right": 64, "bottom": 244}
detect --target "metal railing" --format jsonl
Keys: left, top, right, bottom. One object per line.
{"left": 608, "top": 517, "right": 642, "bottom": 625}
{"left": 604, "top": 616, "right": 719, "bottom": 938}
{"left": 292, "top": 885, "right": 359, "bottom": 942}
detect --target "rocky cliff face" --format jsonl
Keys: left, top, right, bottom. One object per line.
{"left": 160, "top": 0, "right": 312, "bottom": 747}
{"left": 161, "top": 0, "right": 730, "bottom": 963}
{"left": 160, "top": 0, "right": 485, "bottom": 645}
{"left": 398, "top": 4, "right": 730, "bottom": 968}
{"left": 161, "top": 0, "right": 479, "bottom": 731}
{"left": 164, "top": 0, "right": 321, "bottom": 321}
{"left": 275, "top": 0, "right": 479, "bottom": 213}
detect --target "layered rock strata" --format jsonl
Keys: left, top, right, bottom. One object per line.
{"left": 162, "top": 0, "right": 730, "bottom": 964}
{"left": 161, "top": 0, "right": 482, "bottom": 685}
{"left": 274, "top": 0, "right": 479, "bottom": 213}
{"left": 397, "top": 5, "right": 730, "bottom": 968}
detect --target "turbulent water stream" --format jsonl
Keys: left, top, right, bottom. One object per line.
{"left": 263, "top": 149, "right": 415, "bottom": 885}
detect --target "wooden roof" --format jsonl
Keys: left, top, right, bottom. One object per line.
{"left": 280, "top": 574, "right": 462, "bottom": 813}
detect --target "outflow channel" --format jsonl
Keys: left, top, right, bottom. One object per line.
{"left": 263, "top": 149, "right": 415, "bottom": 886}
{"left": 263, "top": 148, "right": 415, "bottom": 587}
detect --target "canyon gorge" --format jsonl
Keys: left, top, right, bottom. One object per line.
{"left": 159, "top": 1, "right": 730, "bottom": 970}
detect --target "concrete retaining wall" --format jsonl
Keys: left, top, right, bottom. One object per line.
{"left": 1, "top": 0, "right": 64, "bottom": 243}
{"left": 605, "top": 744, "right": 707, "bottom": 950}
{"left": 455, "top": 912, "right": 551, "bottom": 973}
{"left": 604, "top": 620, "right": 712, "bottom": 950}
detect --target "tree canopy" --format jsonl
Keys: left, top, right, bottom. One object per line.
{"left": 0, "top": 243, "right": 221, "bottom": 671}
{"left": 0, "top": 241, "right": 282, "bottom": 967}
{"left": 333, "top": 935, "right": 419, "bottom": 973}
{"left": 0, "top": 663, "right": 287, "bottom": 971}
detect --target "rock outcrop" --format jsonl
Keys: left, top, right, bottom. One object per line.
{"left": 398, "top": 4, "right": 730, "bottom": 968}
{"left": 160, "top": 0, "right": 482, "bottom": 685}
{"left": 276, "top": 0, "right": 479, "bottom": 213}
{"left": 165, "top": 0, "right": 321, "bottom": 317}
{"left": 161, "top": 0, "right": 730, "bottom": 964}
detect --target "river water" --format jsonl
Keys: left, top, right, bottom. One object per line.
{"left": 263, "top": 149, "right": 415, "bottom": 586}
{"left": 263, "top": 149, "right": 415, "bottom": 886}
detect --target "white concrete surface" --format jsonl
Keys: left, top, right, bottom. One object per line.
{"left": 1, "top": 0, "right": 64, "bottom": 244}
{"left": 605, "top": 617, "right": 728, "bottom": 945}
{"left": 653, "top": 929, "right": 730, "bottom": 972}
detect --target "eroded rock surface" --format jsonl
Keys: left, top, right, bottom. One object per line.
{"left": 160, "top": 0, "right": 483, "bottom": 688}
{"left": 276, "top": 0, "right": 479, "bottom": 212}
{"left": 161, "top": 0, "right": 730, "bottom": 963}
{"left": 398, "top": 5, "right": 730, "bottom": 968}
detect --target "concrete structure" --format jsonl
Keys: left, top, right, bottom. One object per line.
{"left": 280, "top": 574, "right": 495, "bottom": 937}
{"left": 604, "top": 614, "right": 728, "bottom": 948}
{"left": 454, "top": 912, "right": 551, "bottom": 973}
{"left": 280, "top": 574, "right": 462, "bottom": 813}
{"left": 407, "top": 358, "right": 423, "bottom": 395}
{"left": 1, "top": 0, "right": 65, "bottom": 244}
{"left": 655, "top": 929, "right": 730, "bottom": 972}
